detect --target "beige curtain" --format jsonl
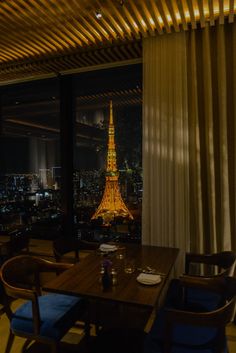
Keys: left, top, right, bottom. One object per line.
{"left": 187, "top": 23, "right": 236, "bottom": 253}
{"left": 142, "top": 22, "right": 236, "bottom": 263}
{"left": 142, "top": 32, "right": 190, "bottom": 273}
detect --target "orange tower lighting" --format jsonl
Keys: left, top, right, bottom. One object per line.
{"left": 91, "top": 101, "right": 133, "bottom": 224}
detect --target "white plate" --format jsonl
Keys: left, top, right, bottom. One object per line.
{"left": 136, "top": 274, "right": 161, "bottom": 286}
{"left": 100, "top": 248, "right": 117, "bottom": 253}
{"left": 99, "top": 245, "right": 118, "bottom": 253}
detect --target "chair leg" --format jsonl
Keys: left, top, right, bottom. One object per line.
{"left": 5, "top": 330, "right": 15, "bottom": 353}
{"left": 22, "top": 338, "right": 32, "bottom": 351}
{"left": 50, "top": 341, "right": 59, "bottom": 353}
{"left": 85, "top": 322, "right": 91, "bottom": 342}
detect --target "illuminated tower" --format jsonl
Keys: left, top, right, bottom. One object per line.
{"left": 91, "top": 101, "right": 133, "bottom": 224}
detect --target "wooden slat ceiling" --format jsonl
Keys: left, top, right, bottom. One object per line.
{"left": 0, "top": 0, "right": 235, "bottom": 84}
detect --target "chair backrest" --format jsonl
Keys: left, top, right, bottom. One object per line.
{"left": 181, "top": 277, "right": 236, "bottom": 324}
{"left": 162, "top": 276, "right": 236, "bottom": 353}
{"left": 1, "top": 255, "right": 51, "bottom": 298}
{"left": 0, "top": 228, "right": 30, "bottom": 265}
{"left": 0, "top": 241, "right": 12, "bottom": 266}
{"left": 185, "top": 251, "right": 236, "bottom": 276}
{"left": 53, "top": 237, "right": 79, "bottom": 262}
{"left": 0, "top": 255, "right": 72, "bottom": 334}
{"left": 9, "top": 227, "right": 30, "bottom": 254}
{"left": 53, "top": 237, "right": 99, "bottom": 262}
{"left": 0, "top": 256, "right": 45, "bottom": 334}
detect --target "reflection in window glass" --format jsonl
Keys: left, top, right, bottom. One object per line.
{"left": 0, "top": 79, "right": 61, "bottom": 239}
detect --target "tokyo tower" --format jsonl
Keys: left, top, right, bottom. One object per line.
{"left": 91, "top": 101, "right": 133, "bottom": 224}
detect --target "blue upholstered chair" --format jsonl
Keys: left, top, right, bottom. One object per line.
{"left": 0, "top": 255, "right": 90, "bottom": 353}
{"left": 144, "top": 276, "right": 236, "bottom": 353}
{"left": 183, "top": 251, "right": 236, "bottom": 311}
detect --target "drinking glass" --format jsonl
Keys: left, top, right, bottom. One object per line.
{"left": 116, "top": 247, "right": 125, "bottom": 260}
{"left": 124, "top": 258, "right": 135, "bottom": 274}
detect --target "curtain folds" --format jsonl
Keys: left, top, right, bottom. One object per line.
{"left": 142, "top": 32, "right": 189, "bottom": 273}
{"left": 187, "top": 23, "right": 236, "bottom": 253}
{"left": 143, "top": 22, "right": 236, "bottom": 261}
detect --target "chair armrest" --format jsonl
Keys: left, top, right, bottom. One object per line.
{"left": 160, "top": 305, "right": 229, "bottom": 353}
{"left": 0, "top": 279, "right": 40, "bottom": 330}
{"left": 4, "top": 281, "right": 41, "bottom": 334}
{"left": 185, "top": 252, "right": 236, "bottom": 275}
{"left": 179, "top": 274, "right": 225, "bottom": 290}
{"left": 0, "top": 271, "right": 38, "bottom": 301}
{"left": 164, "top": 297, "right": 234, "bottom": 327}
{"left": 38, "top": 260, "right": 73, "bottom": 274}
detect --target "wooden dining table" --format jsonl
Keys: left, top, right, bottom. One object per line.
{"left": 44, "top": 243, "right": 179, "bottom": 329}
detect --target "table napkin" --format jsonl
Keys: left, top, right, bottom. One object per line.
{"left": 99, "top": 244, "right": 118, "bottom": 252}
{"left": 137, "top": 273, "right": 161, "bottom": 285}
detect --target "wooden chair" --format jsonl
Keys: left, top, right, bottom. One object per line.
{"left": 53, "top": 236, "right": 99, "bottom": 263}
{"left": 144, "top": 276, "right": 236, "bottom": 353}
{"left": 183, "top": 251, "right": 236, "bottom": 311}
{"left": 0, "top": 242, "right": 12, "bottom": 266}
{"left": 9, "top": 228, "right": 30, "bottom": 254}
{"left": 0, "top": 255, "right": 90, "bottom": 353}
{"left": 185, "top": 251, "right": 236, "bottom": 276}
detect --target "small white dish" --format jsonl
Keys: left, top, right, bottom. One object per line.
{"left": 99, "top": 244, "right": 118, "bottom": 253}
{"left": 136, "top": 273, "right": 161, "bottom": 285}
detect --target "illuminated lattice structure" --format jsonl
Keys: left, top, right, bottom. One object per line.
{"left": 91, "top": 101, "right": 133, "bottom": 224}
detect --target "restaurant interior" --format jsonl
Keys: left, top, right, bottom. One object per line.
{"left": 0, "top": 1, "right": 236, "bottom": 353}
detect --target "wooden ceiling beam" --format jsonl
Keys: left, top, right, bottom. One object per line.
{"left": 208, "top": 0, "right": 215, "bottom": 25}
{"left": 120, "top": 4, "right": 142, "bottom": 39}
{"left": 88, "top": 0, "right": 119, "bottom": 41}
{"left": 176, "top": 0, "right": 188, "bottom": 30}
{"left": 97, "top": 0, "right": 126, "bottom": 40}
{"left": 141, "top": 1, "right": 159, "bottom": 35}
{"left": 196, "top": 0, "right": 206, "bottom": 27}
{"left": 155, "top": 0, "right": 172, "bottom": 33}
{"left": 229, "top": 0, "right": 235, "bottom": 22}
{"left": 149, "top": 0, "right": 163, "bottom": 34}
{"left": 0, "top": 0, "right": 235, "bottom": 82}
{"left": 106, "top": 1, "right": 133, "bottom": 38}
{"left": 77, "top": 0, "right": 111, "bottom": 42}
{"left": 165, "top": 0, "right": 180, "bottom": 32}
{"left": 129, "top": 0, "right": 150, "bottom": 37}
{"left": 219, "top": 0, "right": 225, "bottom": 24}
{"left": 186, "top": 0, "right": 197, "bottom": 28}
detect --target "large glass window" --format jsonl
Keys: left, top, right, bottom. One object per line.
{"left": 73, "top": 64, "right": 142, "bottom": 243}
{"left": 0, "top": 78, "right": 61, "bottom": 239}
{"left": 0, "top": 65, "right": 142, "bottom": 244}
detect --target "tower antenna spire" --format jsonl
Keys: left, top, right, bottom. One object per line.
{"left": 109, "top": 100, "right": 113, "bottom": 125}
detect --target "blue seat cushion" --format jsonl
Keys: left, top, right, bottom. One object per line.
{"left": 164, "top": 279, "right": 222, "bottom": 312}
{"left": 185, "top": 287, "right": 222, "bottom": 311}
{"left": 144, "top": 307, "right": 227, "bottom": 353}
{"left": 11, "top": 293, "right": 85, "bottom": 340}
